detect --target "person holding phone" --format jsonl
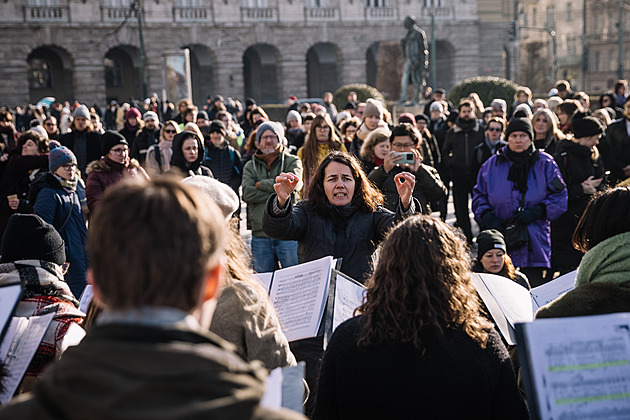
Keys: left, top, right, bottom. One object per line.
{"left": 368, "top": 123, "right": 446, "bottom": 214}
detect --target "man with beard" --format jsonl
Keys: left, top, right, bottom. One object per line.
{"left": 442, "top": 99, "right": 484, "bottom": 243}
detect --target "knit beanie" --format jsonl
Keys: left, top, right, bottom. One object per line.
{"left": 101, "top": 130, "right": 128, "bottom": 155}
{"left": 286, "top": 110, "right": 302, "bottom": 125}
{"left": 125, "top": 107, "right": 142, "bottom": 120}
{"left": 143, "top": 111, "right": 159, "bottom": 122}
{"left": 572, "top": 115, "right": 605, "bottom": 139}
{"left": 446, "top": 110, "right": 459, "bottom": 123}
{"left": 414, "top": 114, "right": 430, "bottom": 125}
{"left": 49, "top": 140, "right": 77, "bottom": 173}
{"left": 490, "top": 99, "right": 507, "bottom": 113}
{"left": 72, "top": 105, "right": 90, "bottom": 119}
{"left": 429, "top": 101, "right": 443, "bottom": 112}
{"left": 256, "top": 121, "right": 285, "bottom": 145}
{"left": 398, "top": 113, "right": 416, "bottom": 127}
{"left": 1, "top": 214, "right": 66, "bottom": 265}
{"left": 476, "top": 229, "right": 507, "bottom": 259}
{"left": 208, "top": 119, "right": 227, "bottom": 136}
{"left": 197, "top": 110, "right": 210, "bottom": 121}
{"left": 363, "top": 98, "right": 383, "bottom": 119}
{"left": 505, "top": 117, "right": 534, "bottom": 140}
{"left": 182, "top": 176, "right": 239, "bottom": 221}
{"left": 28, "top": 125, "right": 49, "bottom": 139}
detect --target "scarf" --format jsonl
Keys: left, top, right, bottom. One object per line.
{"left": 256, "top": 148, "right": 281, "bottom": 170}
{"left": 374, "top": 156, "right": 384, "bottom": 166}
{"left": 576, "top": 231, "right": 630, "bottom": 287}
{"left": 157, "top": 140, "right": 173, "bottom": 172}
{"left": 53, "top": 173, "right": 78, "bottom": 193}
{"left": 456, "top": 118, "right": 475, "bottom": 132}
{"left": 505, "top": 143, "right": 537, "bottom": 194}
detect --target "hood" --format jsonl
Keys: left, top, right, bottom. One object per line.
{"left": 171, "top": 131, "right": 205, "bottom": 172}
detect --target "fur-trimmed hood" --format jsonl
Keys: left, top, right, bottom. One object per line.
{"left": 86, "top": 156, "right": 141, "bottom": 175}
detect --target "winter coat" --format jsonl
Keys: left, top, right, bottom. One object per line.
{"left": 262, "top": 195, "right": 416, "bottom": 283}
{"left": 144, "top": 140, "right": 173, "bottom": 177}
{"left": 169, "top": 133, "right": 213, "bottom": 178}
{"left": 550, "top": 140, "right": 606, "bottom": 270}
{"left": 368, "top": 164, "right": 446, "bottom": 214}
{"left": 472, "top": 147, "right": 568, "bottom": 268}
{"left": 0, "top": 322, "right": 305, "bottom": 420}
{"left": 313, "top": 316, "right": 529, "bottom": 420}
{"left": 472, "top": 138, "right": 507, "bottom": 180}
{"left": 442, "top": 119, "right": 485, "bottom": 176}
{"left": 33, "top": 173, "right": 88, "bottom": 298}
{"left": 242, "top": 148, "right": 303, "bottom": 238}
{"left": 603, "top": 117, "right": 630, "bottom": 185}
{"left": 0, "top": 260, "right": 84, "bottom": 394}
{"left": 203, "top": 141, "right": 243, "bottom": 195}
{"left": 59, "top": 129, "right": 101, "bottom": 176}
{"left": 210, "top": 277, "right": 296, "bottom": 370}
{"left": 85, "top": 157, "right": 149, "bottom": 213}
{"left": 130, "top": 126, "right": 161, "bottom": 164}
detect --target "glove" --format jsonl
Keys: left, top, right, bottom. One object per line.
{"left": 481, "top": 210, "right": 503, "bottom": 231}
{"left": 513, "top": 205, "right": 545, "bottom": 225}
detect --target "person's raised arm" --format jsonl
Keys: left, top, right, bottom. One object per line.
{"left": 274, "top": 172, "right": 300, "bottom": 208}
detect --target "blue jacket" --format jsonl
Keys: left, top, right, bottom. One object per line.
{"left": 33, "top": 173, "right": 88, "bottom": 298}
{"left": 472, "top": 147, "right": 567, "bottom": 268}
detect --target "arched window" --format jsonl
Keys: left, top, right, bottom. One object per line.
{"left": 27, "top": 58, "right": 52, "bottom": 89}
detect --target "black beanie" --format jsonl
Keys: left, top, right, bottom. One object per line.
{"left": 100, "top": 130, "right": 128, "bottom": 155}
{"left": 572, "top": 115, "right": 605, "bottom": 139}
{"left": 208, "top": 119, "right": 227, "bottom": 136}
{"left": 446, "top": 110, "right": 459, "bottom": 123}
{"left": 505, "top": 117, "right": 534, "bottom": 140}
{"left": 1, "top": 214, "right": 66, "bottom": 265}
{"left": 476, "top": 229, "right": 506, "bottom": 259}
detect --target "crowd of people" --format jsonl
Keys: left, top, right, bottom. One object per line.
{"left": 0, "top": 77, "right": 629, "bottom": 418}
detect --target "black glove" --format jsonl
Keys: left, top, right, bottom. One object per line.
{"left": 481, "top": 210, "right": 503, "bottom": 231}
{"left": 513, "top": 205, "right": 545, "bottom": 225}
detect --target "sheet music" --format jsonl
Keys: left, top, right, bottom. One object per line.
{"left": 522, "top": 313, "right": 630, "bottom": 419}
{"left": 0, "top": 312, "right": 55, "bottom": 404}
{"left": 79, "top": 284, "right": 94, "bottom": 314}
{"left": 332, "top": 272, "right": 366, "bottom": 332}
{"left": 531, "top": 270, "right": 576, "bottom": 314}
{"left": 0, "top": 284, "right": 22, "bottom": 338}
{"left": 253, "top": 272, "right": 273, "bottom": 295}
{"left": 268, "top": 256, "right": 333, "bottom": 342}
{"left": 471, "top": 273, "right": 534, "bottom": 345}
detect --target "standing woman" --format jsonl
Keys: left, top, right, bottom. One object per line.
{"left": 359, "top": 127, "right": 390, "bottom": 174}
{"left": 33, "top": 142, "right": 88, "bottom": 298}
{"left": 144, "top": 120, "right": 179, "bottom": 177}
{"left": 473, "top": 117, "right": 568, "bottom": 287}
{"left": 313, "top": 215, "right": 528, "bottom": 419}
{"left": 169, "top": 131, "right": 213, "bottom": 177}
{"left": 119, "top": 107, "right": 143, "bottom": 145}
{"left": 297, "top": 114, "right": 347, "bottom": 197}
{"left": 340, "top": 117, "right": 360, "bottom": 155}
{"left": 85, "top": 131, "right": 149, "bottom": 214}
{"left": 353, "top": 99, "right": 389, "bottom": 154}
{"left": 531, "top": 108, "right": 565, "bottom": 155}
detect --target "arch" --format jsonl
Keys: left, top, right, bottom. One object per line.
{"left": 435, "top": 40, "right": 455, "bottom": 91}
{"left": 183, "top": 44, "right": 215, "bottom": 107}
{"left": 307, "top": 42, "right": 341, "bottom": 98}
{"left": 243, "top": 44, "right": 280, "bottom": 104}
{"left": 104, "top": 45, "right": 142, "bottom": 103}
{"left": 26, "top": 45, "right": 74, "bottom": 103}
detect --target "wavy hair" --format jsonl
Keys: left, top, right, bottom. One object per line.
{"left": 301, "top": 114, "right": 344, "bottom": 177}
{"left": 307, "top": 151, "right": 383, "bottom": 214}
{"left": 531, "top": 109, "right": 565, "bottom": 142}
{"left": 360, "top": 127, "right": 390, "bottom": 163}
{"left": 357, "top": 215, "right": 492, "bottom": 353}
{"left": 160, "top": 120, "right": 180, "bottom": 142}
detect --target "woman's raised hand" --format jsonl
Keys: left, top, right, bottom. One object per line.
{"left": 394, "top": 172, "right": 416, "bottom": 211}
{"left": 274, "top": 172, "right": 301, "bottom": 207}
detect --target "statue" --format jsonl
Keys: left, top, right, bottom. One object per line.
{"left": 398, "top": 15, "right": 429, "bottom": 106}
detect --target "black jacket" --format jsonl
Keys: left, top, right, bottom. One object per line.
{"left": 603, "top": 118, "right": 630, "bottom": 185}
{"left": 472, "top": 138, "right": 507, "bottom": 179}
{"left": 130, "top": 126, "right": 161, "bottom": 164}
{"left": 442, "top": 119, "right": 484, "bottom": 175}
{"left": 368, "top": 164, "right": 446, "bottom": 214}
{"left": 203, "top": 141, "right": 243, "bottom": 194}
{"left": 59, "top": 130, "right": 102, "bottom": 176}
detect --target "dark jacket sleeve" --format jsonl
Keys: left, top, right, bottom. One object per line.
{"left": 262, "top": 194, "right": 308, "bottom": 242}
{"left": 415, "top": 164, "right": 447, "bottom": 202}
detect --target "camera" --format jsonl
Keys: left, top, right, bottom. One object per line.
{"left": 392, "top": 152, "right": 415, "bottom": 165}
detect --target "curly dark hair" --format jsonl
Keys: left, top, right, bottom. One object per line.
{"left": 357, "top": 215, "right": 492, "bottom": 353}
{"left": 306, "top": 151, "right": 383, "bottom": 215}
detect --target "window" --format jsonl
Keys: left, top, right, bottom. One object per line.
{"left": 367, "top": 0, "right": 388, "bottom": 7}
{"left": 104, "top": 57, "right": 123, "bottom": 88}
{"left": 422, "top": 0, "right": 441, "bottom": 6}
{"left": 609, "top": 50, "right": 615, "bottom": 72}
{"left": 176, "top": 0, "right": 202, "bottom": 5}
{"left": 566, "top": 3, "right": 571, "bottom": 21}
{"left": 104, "top": 0, "right": 131, "bottom": 5}
{"left": 242, "top": 0, "right": 268, "bottom": 6}
{"left": 594, "top": 51, "right": 600, "bottom": 72}
{"left": 27, "top": 0, "right": 58, "bottom": 5}
{"left": 532, "top": 8, "right": 537, "bottom": 26}
{"left": 27, "top": 58, "right": 52, "bottom": 89}
{"left": 546, "top": 5, "right": 555, "bottom": 29}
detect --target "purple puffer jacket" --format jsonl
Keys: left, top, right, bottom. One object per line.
{"left": 472, "top": 147, "right": 568, "bottom": 268}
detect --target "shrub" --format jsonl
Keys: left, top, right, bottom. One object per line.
{"left": 448, "top": 77, "right": 519, "bottom": 110}
{"left": 333, "top": 84, "right": 385, "bottom": 111}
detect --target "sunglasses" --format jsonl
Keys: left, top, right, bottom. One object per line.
{"left": 164, "top": 129, "right": 177, "bottom": 134}
{"left": 487, "top": 127, "right": 502, "bottom": 132}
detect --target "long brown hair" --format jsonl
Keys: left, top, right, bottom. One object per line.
{"left": 301, "top": 114, "right": 343, "bottom": 177}
{"left": 307, "top": 151, "right": 383, "bottom": 214}
{"left": 357, "top": 215, "right": 492, "bottom": 353}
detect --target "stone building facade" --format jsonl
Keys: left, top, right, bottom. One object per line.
{"left": 1, "top": 0, "right": 513, "bottom": 106}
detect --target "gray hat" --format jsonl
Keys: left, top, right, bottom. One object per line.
{"left": 490, "top": 99, "right": 507, "bottom": 113}
{"left": 181, "top": 176, "right": 239, "bottom": 221}
{"left": 429, "top": 102, "right": 443, "bottom": 112}
{"left": 72, "top": 105, "right": 90, "bottom": 119}
{"left": 256, "top": 121, "right": 285, "bottom": 145}
{"left": 143, "top": 111, "right": 159, "bottom": 122}
{"left": 286, "top": 110, "right": 302, "bottom": 124}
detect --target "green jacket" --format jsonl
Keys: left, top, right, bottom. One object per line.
{"left": 243, "top": 148, "right": 303, "bottom": 237}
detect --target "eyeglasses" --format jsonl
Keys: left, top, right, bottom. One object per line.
{"left": 260, "top": 135, "right": 278, "bottom": 141}
{"left": 110, "top": 147, "right": 129, "bottom": 155}
{"left": 487, "top": 127, "right": 502, "bottom": 132}
{"left": 391, "top": 142, "right": 415, "bottom": 149}
{"left": 164, "top": 129, "right": 176, "bottom": 134}
{"left": 316, "top": 125, "right": 330, "bottom": 130}
{"left": 62, "top": 164, "right": 76, "bottom": 171}
{"left": 45, "top": 122, "right": 56, "bottom": 127}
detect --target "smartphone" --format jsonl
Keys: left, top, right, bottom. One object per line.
{"left": 392, "top": 152, "right": 415, "bottom": 165}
